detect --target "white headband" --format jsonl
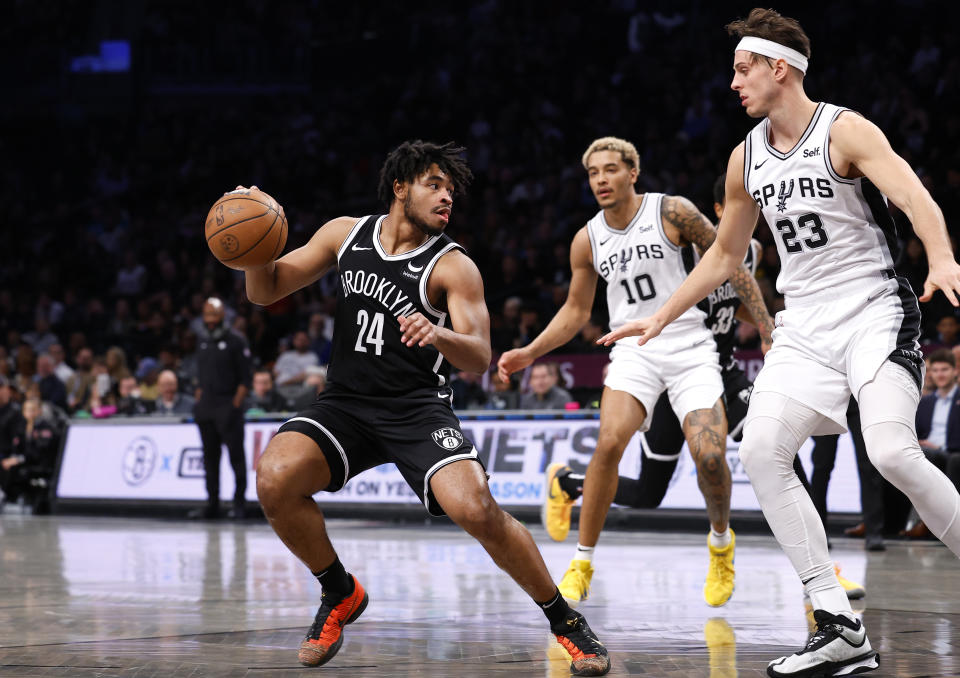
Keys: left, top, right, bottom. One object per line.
{"left": 736, "top": 36, "right": 808, "bottom": 74}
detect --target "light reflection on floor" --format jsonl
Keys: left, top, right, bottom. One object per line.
{"left": 0, "top": 515, "right": 956, "bottom": 676}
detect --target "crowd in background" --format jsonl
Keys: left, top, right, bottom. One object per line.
{"left": 2, "top": 2, "right": 960, "bottom": 511}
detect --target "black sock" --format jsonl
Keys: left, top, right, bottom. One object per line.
{"left": 312, "top": 557, "right": 354, "bottom": 598}
{"left": 537, "top": 588, "right": 573, "bottom": 628}
{"left": 557, "top": 471, "right": 585, "bottom": 499}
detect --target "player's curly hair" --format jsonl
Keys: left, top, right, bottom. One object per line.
{"left": 377, "top": 140, "right": 474, "bottom": 207}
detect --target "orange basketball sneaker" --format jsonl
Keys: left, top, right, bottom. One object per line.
{"left": 298, "top": 575, "right": 369, "bottom": 667}
{"left": 553, "top": 610, "right": 611, "bottom": 676}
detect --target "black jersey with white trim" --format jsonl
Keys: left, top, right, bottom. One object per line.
{"left": 326, "top": 215, "right": 464, "bottom": 397}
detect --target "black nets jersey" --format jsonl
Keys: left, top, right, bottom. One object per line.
{"left": 702, "top": 240, "right": 760, "bottom": 369}
{"left": 325, "top": 215, "right": 464, "bottom": 397}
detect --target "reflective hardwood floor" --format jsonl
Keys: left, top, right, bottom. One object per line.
{"left": 0, "top": 515, "right": 957, "bottom": 676}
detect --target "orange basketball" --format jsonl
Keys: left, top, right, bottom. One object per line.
{"left": 205, "top": 187, "right": 288, "bottom": 270}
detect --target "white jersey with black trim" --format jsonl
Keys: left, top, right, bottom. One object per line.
{"left": 586, "top": 193, "right": 712, "bottom": 351}
{"left": 744, "top": 102, "right": 902, "bottom": 304}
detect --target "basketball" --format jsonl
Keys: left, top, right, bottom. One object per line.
{"left": 204, "top": 187, "right": 288, "bottom": 270}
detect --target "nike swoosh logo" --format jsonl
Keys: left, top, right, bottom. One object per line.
{"left": 599, "top": 238, "right": 611, "bottom": 246}
{"left": 438, "top": 392, "right": 451, "bottom": 399}
{"left": 351, "top": 243, "right": 372, "bottom": 251}
{"left": 408, "top": 263, "right": 424, "bottom": 273}
{"left": 754, "top": 159, "right": 768, "bottom": 170}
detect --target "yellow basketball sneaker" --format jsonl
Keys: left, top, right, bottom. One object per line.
{"left": 542, "top": 463, "right": 575, "bottom": 542}
{"left": 558, "top": 559, "right": 594, "bottom": 605}
{"left": 835, "top": 563, "right": 865, "bottom": 600}
{"left": 704, "top": 529, "right": 735, "bottom": 607}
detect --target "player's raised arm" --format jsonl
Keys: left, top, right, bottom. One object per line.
{"left": 598, "top": 145, "right": 760, "bottom": 346}
{"left": 398, "top": 248, "right": 491, "bottom": 374}
{"left": 497, "top": 227, "right": 598, "bottom": 381}
{"left": 245, "top": 215, "right": 356, "bottom": 306}
{"left": 829, "top": 113, "right": 960, "bottom": 306}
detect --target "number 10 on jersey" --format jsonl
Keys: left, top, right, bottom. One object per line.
{"left": 355, "top": 309, "right": 385, "bottom": 355}
{"left": 620, "top": 274, "right": 657, "bottom": 304}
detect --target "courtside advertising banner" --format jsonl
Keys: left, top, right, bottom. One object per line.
{"left": 56, "top": 414, "right": 862, "bottom": 512}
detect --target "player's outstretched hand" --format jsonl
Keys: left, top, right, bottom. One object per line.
{"left": 596, "top": 316, "right": 665, "bottom": 347}
{"left": 398, "top": 312, "right": 437, "bottom": 347}
{"left": 920, "top": 259, "right": 960, "bottom": 306}
{"left": 497, "top": 348, "right": 533, "bottom": 382}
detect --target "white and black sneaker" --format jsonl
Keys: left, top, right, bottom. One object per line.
{"left": 767, "top": 610, "right": 879, "bottom": 677}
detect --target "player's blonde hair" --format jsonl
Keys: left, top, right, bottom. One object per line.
{"left": 581, "top": 137, "right": 640, "bottom": 172}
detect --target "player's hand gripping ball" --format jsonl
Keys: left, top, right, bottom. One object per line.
{"left": 205, "top": 186, "right": 287, "bottom": 269}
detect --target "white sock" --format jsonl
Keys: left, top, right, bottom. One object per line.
{"left": 709, "top": 527, "right": 731, "bottom": 549}
{"left": 574, "top": 543, "right": 594, "bottom": 562}
{"left": 807, "top": 564, "right": 853, "bottom": 614}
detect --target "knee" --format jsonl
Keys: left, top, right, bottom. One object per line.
{"left": 861, "top": 422, "right": 916, "bottom": 478}
{"left": 592, "top": 431, "right": 630, "bottom": 465}
{"left": 738, "top": 418, "right": 793, "bottom": 476}
{"left": 737, "top": 435, "right": 766, "bottom": 476}
{"left": 695, "top": 449, "right": 727, "bottom": 480}
{"left": 445, "top": 491, "right": 503, "bottom": 540}
{"left": 255, "top": 459, "right": 289, "bottom": 514}
{"left": 634, "top": 484, "right": 668, "bottom": 509}
{"left": 255, "top": 448, "right": 307, "bottom": 514}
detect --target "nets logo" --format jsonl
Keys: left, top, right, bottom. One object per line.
{"left": 431, "top": 427, "right": 463, "bottom": 450}
{"left": 122, "top": 436, "right": 158, "bottom": 486}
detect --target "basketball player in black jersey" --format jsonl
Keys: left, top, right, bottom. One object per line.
{"left": 239, "top": 141, "right": 609, "bottom": 676}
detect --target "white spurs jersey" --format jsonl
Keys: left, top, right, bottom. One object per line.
{"left": 586, "top": 193, "right": 712, "bottom": 350}
{"left": 744, "top": 102, "right": 903, "bottom": 302}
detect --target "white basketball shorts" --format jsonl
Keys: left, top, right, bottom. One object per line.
{"left": 751, "top": 275, "right": 922, "bottom": 434}
{"left": 604, "top": 338, "right": 723, "bottom": 432}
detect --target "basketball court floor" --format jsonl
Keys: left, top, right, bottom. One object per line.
{"left": 0, "top": 515, "right": 957, "bottom": 677}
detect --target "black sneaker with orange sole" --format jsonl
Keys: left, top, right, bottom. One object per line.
{"left": 552, "top": 611, "right": 610, "bottom": 676}
{"left": 298, "top": 574, "right": 369, "bottom": 667}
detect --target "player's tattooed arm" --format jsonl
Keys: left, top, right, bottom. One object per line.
{"left": 662, "top": 195, "right": 772, "bottom": 348}
{"left": 662, "top": 195, "right": 719, "bottom": 252}
{"left": 728, "top": 265, "right": 774, "bottom": 350}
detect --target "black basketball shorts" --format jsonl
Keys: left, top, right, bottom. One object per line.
{"left": 277, "top": 387, "right": 482, "bottom": 516}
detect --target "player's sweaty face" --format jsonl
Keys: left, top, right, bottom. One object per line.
{"left": 586, "top": 150, "right": 637, "bottom": 208}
